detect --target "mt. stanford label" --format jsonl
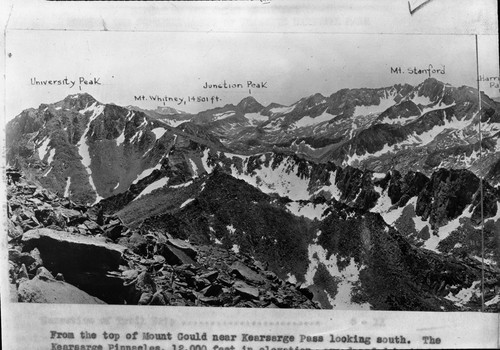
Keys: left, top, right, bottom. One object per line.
{"left": 390, "top": 64, "right": 446, "bottom": 77}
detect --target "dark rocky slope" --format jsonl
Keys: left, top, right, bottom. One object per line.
{"left": 7, "top": 169, "right": 317, "bottom": 308}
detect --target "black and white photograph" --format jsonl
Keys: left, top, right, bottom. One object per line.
{"left": 5, "top": 29, "right": 500, "bottom": 311}
{"left": 1, "top": 0, "right": 499, "bottom": 349}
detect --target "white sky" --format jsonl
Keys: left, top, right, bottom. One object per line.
{"left": 5, "top": 31, "right": 499, "bottom": 119}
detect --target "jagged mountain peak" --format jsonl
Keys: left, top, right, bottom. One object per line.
{"left": 418, "top": 77, "right": 444, "bottom": 88}
{"left": 412, "top": 78, "right": 447, "bottom": 102}
{"left": 28, "top": 93, "right": 100, "bottom": 117}
{"left": 59, "top": 93, "right": 99, "bottom": 111}
{"left": 299, "top": 92, "right": 327, "bottom": 105}
{"left": 288, "top": 93, "right": 328, "bottom": 116}
{"left": 236, "top": 96, "right": 264, "bottom": 113}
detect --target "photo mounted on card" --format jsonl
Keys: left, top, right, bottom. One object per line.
{"left": 2, "top": 0, "right": 499, "bottom": 349}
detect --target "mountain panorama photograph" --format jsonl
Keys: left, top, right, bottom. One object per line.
{"left": 5, "top": 75, "right": 500, "bottom": 311}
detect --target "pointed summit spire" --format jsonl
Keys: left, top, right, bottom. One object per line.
{"left": 236, "top": 96, "right": 264, "bottom": 113}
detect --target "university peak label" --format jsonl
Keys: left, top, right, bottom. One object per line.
{"left": 30, "top": 77, "right": 102, "bottom": 89}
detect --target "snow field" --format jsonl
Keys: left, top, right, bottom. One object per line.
{"left": 134, "top": 177, "right": 170, "bottom": 201}
{"left": 77, "top": 102, "right": 105, "bottom": 204}
{"left": 285, "top": 202, "right": 328, "bottom": 220}
{"left": 303, "top": 244, "right": 371, "bottom": 310}
{"left": 64, "top": 177, "right": 71, "bottom": 198}
{"left": 291, "top": 110, "right": 337, "bottom": 129}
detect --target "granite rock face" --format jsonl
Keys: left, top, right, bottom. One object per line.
{"left": 7, "top": 169, "right": 318, "bottom": 308}
{"left": 17, "top": 267, "right": 106, "bottom": 304}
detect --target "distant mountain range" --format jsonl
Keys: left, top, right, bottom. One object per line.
{"left": 6, "top": 78, "right": 500, "bottom": 310}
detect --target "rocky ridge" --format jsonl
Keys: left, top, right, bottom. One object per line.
{"left": 97, "top": 167, "right": 500, "bottom": 311}
{"left": 157, "top": 79, "right": 500, "bottom": 185}
{"left": 96, "top": 147, "right": 500, "bottom": 264}
{"left": 7, "top": 169, "right": 318, "bottom": 308}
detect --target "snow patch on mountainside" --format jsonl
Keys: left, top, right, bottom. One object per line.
{"left": 79, "top": 102, "right": 104, "bottom": 119}
{"left": 372, "top": 172, "right": 386, "bottom": 180}
{"left": 493, "top": 138, "right": 500, "bottom": 152}
{"left": 201, "top": 149, "right": 215, "bottom": 173}
{"left": 64, "top": 177, "right": 71, "bottom": 198}
{"left": 151, "top": 127, "right": 167, "bottom": 140}
{"left": 345, "top": 108, "right": 474, "bottom": 167}
{"left": 303, "top": 244, "right": 371, "bottom": 310}
{"left": 227, "top": 224, "right": 236, "bottom": 234}
{"left": 116, "top": 129, "right": 125, "bottom": 146}
{"left": 162, "top": 119, "right": 188, "bottom": 128}
{"left": 47, "top": 148, "right": 56, "bottom": 165}
{"left": 313, "top": 171, "right": 341, "bottom": 201}
{"left": 170, "top": 180, "right": 193, "bottom": 189}
{"left": 286, "top": 273, "right": 297, "bottom": 284}
{"left": 412, "top": 94, "right": 433, "bottom": 106}
{"left": 406, "top": 111, "right": 465, "bottom": 147}
{"left": 286, "top": 202, "right": 328, "bottom": 220}
{"left": 461, "top": 149, "right": 481, "bottom": 168}
{"left": 371, "top": 186, "right": 394, "bottom": 215}
{"left": 420, "top": 102, "right": 456, "bottom": 115}
{"left": 290, "top": 140, "right": 319, "bottom": 153}
{"left": 269, "top": 105, "right": 295, "bottom": 115}
{"left": 353, "top": 92, "right": 396, "bottom": 117}
{"left": 130, "top": 130, "right": 143, "bottom": 144}
{"left": 375, "top": 196, "right": 432, "bottom": 236}
{"left": 312, "top": 230, "right": 322, "bottom": 243}
{"left": 488, "top": 202, "right": 500, "bottom": 222}
{"left": 379, "top": 114, "right": 420, "bottom": 125}
{"left": 138, "top": 118, "right": 148, "bottom": 128}
{"left": 42, "top": 167, "right": 52, "bottom": 177}
{"left": 189, "top": 159, "right": 199, "bottom": 178}
{"left": 291, "top": 110, "right": 337, "bottom": 129}
{"left": 245, "top": 113, "right": 268, "bottom": 125}
{"left": 213, "top": 111, "right": 235, "bottom": 121}
{"left": 485, "top": 295, "right": 500, "bottom": 306}
{"left": 347, "top": 142, "right": 402, "bottom": 165}
{"left": 180, "top": 198, "right": 195, "bottom": 208}
{"left": 481, "top": 121, "right": 500, "bottom": 137}
{"left": 132, "top": 156, "right": 165, "bottom": 184}
{"left": 230, "top": 156, "right": 310, "bottom": 200}
{"left": 379, "top": 198, "right": 408, "bottom": 225}
{"left": 347, "top": 111, "right": 467, "bottom": 165}
{"left": 135, "top": 177, "right": 170, "bottom": 200}
{"left": 423, "top": 204, "right": 473, "bottom": 252}
{"left": 445, "top": 281, "right": 481, "bottom": 307}
{"left": 77, "top": 103, "right": 105, "bottom": 204}
{"left": 473, "top": 256, "right": 496, "bottom": 266}
{"left": 413, "top": 213, "right": 430, "bottom": 232}
{"left": 37, "top": 137, "right": 51, "bottom": 161}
